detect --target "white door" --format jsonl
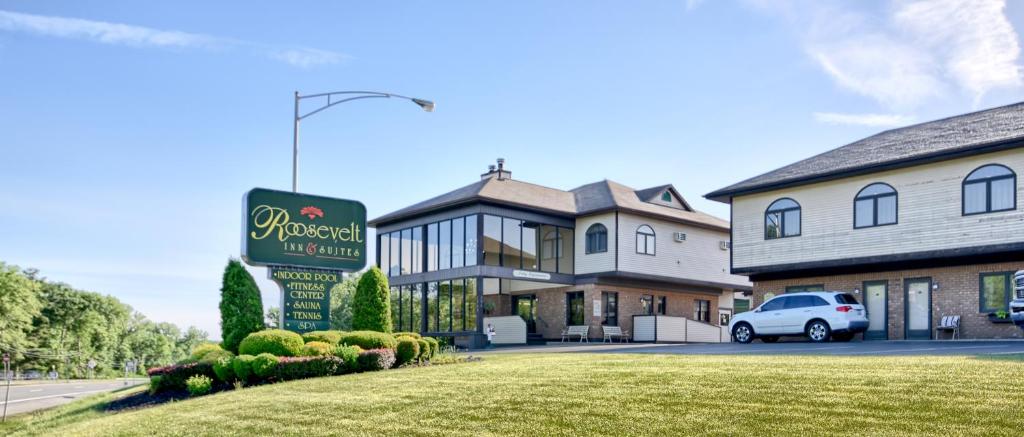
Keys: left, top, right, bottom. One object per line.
{"left": 905, "top": 279, "right": 931, "bottom": 340}
{"left": 864, "top": 282, "right": 887, "bottom": 340}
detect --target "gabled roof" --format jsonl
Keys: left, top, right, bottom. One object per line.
{"left": 369, "top": 177, "right": 729, "bottom": 231}
{"left": 705, "top": 101, "right": 1024, "bottom": 203}
{"left": 634, "top": 184, "right": 693, "bottom": 211}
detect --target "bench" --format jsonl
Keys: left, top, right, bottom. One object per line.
{"left": 561, "top": 325, "right": 590, "bottom": 343}
{"left": 602, "top": 326, "right": 630, "bottom": 343}
{"left": 935, "top": 315, "right": 960, "bottom": 340}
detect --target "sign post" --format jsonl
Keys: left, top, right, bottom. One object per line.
{"left": 2, "top": 353, "right": 10, "bottom": 422}
{"left": 242, "top": 188, "right": 366, "bottom": 334}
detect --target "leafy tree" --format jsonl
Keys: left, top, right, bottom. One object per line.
{"left": 265, "top": 307, "right": 280, "bottom": 329}
{"left": 219, "top": 259, "right": 265, "bottom": 353}
{"left": 175, "top": 326, "right": 209, "bottom": 362}
{"left": 0, "top": 263, "right": 42, "bottom": 360}
{"left": 329, "top": 272, "right": 361, "bottom": 331}
{"left": 351, "top": 267, "right": 391, "bottom": 333}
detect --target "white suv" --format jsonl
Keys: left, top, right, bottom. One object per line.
{"left": 730, "top": 292, "right": 869, "bottom": 343}
{"left": 1010, "top": 270, "right": 1024, "bottom": 329}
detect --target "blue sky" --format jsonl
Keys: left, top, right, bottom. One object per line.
{"left": 2, "top": 1, "right": 1022, "bottom": 338}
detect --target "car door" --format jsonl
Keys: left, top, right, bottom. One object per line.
{"left": 780, "top": 295, "right": 812, "bottom": 334}
{"left": 752, "top": 296, "right": 788, "bottom": 334}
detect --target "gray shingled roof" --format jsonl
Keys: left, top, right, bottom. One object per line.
{"left": 705, "top": 101, "right": 1024, "bottom": 203}
{"left": 369, "top": 177, "right": 729, "bottom": 231}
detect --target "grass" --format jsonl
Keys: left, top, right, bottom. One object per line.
{"left": 5, "top": 353, "right": 1024, "bottom": 436}
{"left": 0, "top": 385, "right": 147, "bottom": 436}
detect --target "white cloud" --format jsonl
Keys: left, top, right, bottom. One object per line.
{"left": 812, "top": 112, "right": 916, "bottom": 127}
{"left": 685, "top": 0, "right": 706, "bottom": 11}
{"left": 0, "top": 9, "right": 346, "bottom": 68}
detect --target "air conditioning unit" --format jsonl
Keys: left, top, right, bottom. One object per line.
{"left": 719, "top": 241, "right": 730, "bottom": 250}
{"left": 673, "top": 232, "right": 686, "bottom": 242}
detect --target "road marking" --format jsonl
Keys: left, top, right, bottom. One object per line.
{"left": 29, "top": 389, "right": 42, "bottom": 392}
{"left": 0, "top": 388, "right": 112, "bottom": 406}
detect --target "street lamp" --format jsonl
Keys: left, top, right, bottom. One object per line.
{"left": 291, "top": 90, "right": 435, "bottom": 192}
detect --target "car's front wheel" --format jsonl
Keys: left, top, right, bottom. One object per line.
{"left": 732, "top": 323, "right": 754, "bottom": 344}
{"left": 806, "top": 320, "right": 831, "bottom": 342}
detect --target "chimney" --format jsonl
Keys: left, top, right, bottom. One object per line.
{"left": 480, "top": 158, "right": 512, "bottom": 181}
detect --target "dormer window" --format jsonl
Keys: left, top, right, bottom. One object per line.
{"left": 661, "top": 191, "right": 672, "bottom": 202}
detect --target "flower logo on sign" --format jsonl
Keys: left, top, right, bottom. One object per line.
{"left": 306, "top": 242, "right": 318, "bottom": 255}
{"left": 300, "top": 206, "right": 324, "bottom": 220}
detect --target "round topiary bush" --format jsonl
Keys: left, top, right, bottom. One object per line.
{"left": 416, "top": 339, "right": 430, "bottom": 360}
{"left": 332, "top": 345, "right": 360, "bottom": 374}
{"left": 357, "top": 348, "right": 396, "bottom": 371}
{"left": 302, "top": 330, "right": 346, "bottom": 345}
{"left": 394, "top": 336, "right": 420, "bottom": 366}
{"left": 352, "top": 267, "right": 392, "bottom": 332}
{"left": 301, "top": 341, "right": 333, "bottom": 357}
{"left": 185, "top": 375, "right": 213, "bottom": 397}
{"left": 190, "top": 343, "right": 224, "bottom": 361}
{"left": 252, "top": 353, "right": 279, "bottom": 379}
{"left": 339, "top": 331, "right": 398, "bottom": 350}
{"left": 212, "top": 354, "right": 236, "bottom": 382}
{"left": 239, "top": 329, "right": 304, "bottom": 357}
{"left": 232, "top": 355, "right": 256, "bottom": 382}
{"left": 199, "top": 349, "right": 234, "bottom": 366}
{"left": 422, "top": 337, "right": 439, "bottom": 357}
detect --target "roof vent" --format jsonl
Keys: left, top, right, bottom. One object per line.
{"left": 481, "top": 158, "right": 512, "bottom": 181}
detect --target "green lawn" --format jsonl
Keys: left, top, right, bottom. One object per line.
{"left": 6, "top": 353, "right": 1024, "bottom": 436}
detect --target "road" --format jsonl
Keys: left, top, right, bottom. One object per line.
{"left": 0, "top": 379, "right": 147, "bottom": 417}
{"left": 481, "top": 340, "right": 1024, "bottom": 356}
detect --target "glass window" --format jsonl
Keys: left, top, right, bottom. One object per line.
{"left": 522, "top": 223, "right": 538, "bottom": 270}
{"left": 465, "top": 277, "right": 477, "bottom": 331}
{"left": 765, "top": 198, "right": 801, "bottom": 239}
{"left": 566, "top": 291, "right": 585, "bottom": 326}
{"left": 426, "top": 282, "right": 438, "bottom": 332}
{"left": 465, "top": 215, "right": 478, "bottom": 266}
{"left": 980, "top": 272, "right": 1012, "bottom": 313}
{"left": 389, "top": 231, "right": 400, "bottom": 276}
{"left": 411, "top": 284, "right": 422, "bottom": 333}
{"left": 483, "top": 215, "right": 502, "bottom": 266}
{"left": 502, "top": 218, "right": 522, "bottom": 268}
{"left": 636, "top": 225, "right": 655, "bottom": 255}
{"left": 411, "top": 227, "right": 423, "bottom": 274}
{"left": 400, "top": 229, "right": 412, "bottom": 275}
{"left": 657, "top": 296, "right": 667, "bottom": 315}
{"left": 540, "top": 225, "right": 558, "bottom": 272}
{"left": 585, "top": 223, "right": 608, "bottom": 254}
{"left": 786, "top": 285, "right": 825, "bottom": 293}
{"left": 760, "top": 297, "right": 786, "bottom": 311}
{"left": 452, "top": 217, "right": 465, "bottom": 268}
{"left": 834, "top": 294, "right": 858, "bottom": 305}
{"left": 438, "top": 280, "right": 452, "bottom": 332}
{"left": 453, "top": 279, "right": 465, "bottom": 331}
{"left": 854, "top": 183, "right": 897, "bottom": 228}
{"left": 558, "top": 227, "right": 574, "bottom": 274}
{"left": 439, "top": 220, "right": 451, "bottom": 270}
{"left": 661, "top": 191, "right": 672, "bottom": 202}
{"left": 602, "top": 291, "right": 618, "bottom": 326}
{"left": 379, "top": 233, "right": 390, "bottom": 275}
{"left": 964, "top": 164, "right": 1016, "bottom": 215}
{"left": 390, "top": 287, "right": 401, "bottom": 332}
{"left": 784, "top": 295, "right": 811, "bottom": 309}
{"left": 427, "top": 223, "right": 438, "bottom": 272}
{"left": 640, "top": 295, "right": 654, "bottom": 315}
{"left": 694, "top": 299, "right": 710, "bottom": 322}
{"left": 735, "top": 298, "right": 750, "bottom": 313}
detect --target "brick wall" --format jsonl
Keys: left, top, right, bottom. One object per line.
{"left": 752, "top": 261, "right": 1023, "bottom": 339}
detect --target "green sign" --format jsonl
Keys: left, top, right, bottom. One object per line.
{"left": 270, "top": 267, "right": 339, "bottom": 333}
{"left": 242, "top": 188, "right": 366, "bottom": 271}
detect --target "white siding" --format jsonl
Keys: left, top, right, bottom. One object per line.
{"left": 617, "top": 213, "right": 750, "bottom": 287}
{"left": 574, "top": 213, "right": 616, "bottom": 274}
{"left": 732, "top": 149, "right": 1024, "bottom": 269}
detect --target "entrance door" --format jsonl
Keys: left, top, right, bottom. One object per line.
{"left": 904, "top": 278, "right": 931, "bottom": 340}
{"left": 514, "top": 295, "right": 537, "bottom": 334}
{"left": 863, "top": 281, "right": 888, "bottom": 340}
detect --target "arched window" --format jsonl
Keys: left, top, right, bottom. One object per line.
{"left": 765, "top": 198, "right": 800, "bottom": 239}
{"left": 636, "top": 225, "right": 655, "bottom": 255}
{"left": 854, "top": 183, "right": 897, "bottom": 228}
{"left": 963, "top": 164, "right": 1016, "bottom": 215}
{"left": 585, "top": 223, "right": 608, "bottom": 254}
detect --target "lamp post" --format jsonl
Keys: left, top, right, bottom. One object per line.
{"left": 292, "top": 90, "right": 435, "bottom": 192}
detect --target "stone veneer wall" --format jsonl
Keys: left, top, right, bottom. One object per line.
{"left": 751, "top": 261, "right": 1023, "bottom": 339}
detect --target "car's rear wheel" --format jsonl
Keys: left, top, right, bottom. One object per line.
{"left": 832, "top": 333, "right": 854, "bottom": 342}
{"left": 806, "top": 320, "right": 831, "bottom": 342}
{"left": 761, "top": 336, "right": 779, "bottom": 343}
{"left": 732, "top": 323, "right": 754, "bottom": 344}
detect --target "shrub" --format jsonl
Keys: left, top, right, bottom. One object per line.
{"left": 252, "top": 353, "right": 279, "bottom": 378}
{"left": 239, "top": 329, "right": 304, "bottom": 357}
{"left": 219, "top": 259, "right": 265, "bottom": 353}
{"left": 394, "top": 336, "right": 420, "bottom": 366}
{"left": 357, "top": 348, "right": 396, "bottom": 371}
{"left": 332, "top": 345, "right": 360, "bottom": 373}
{"left": 422, "top": 337, "right": 439, "bottom": 358}
{"left": 301, "top": 341, "right": 333, "bottom": 357}
{"left": 200, "top": 349, "right": 234, "bottom": 366}
{"left": 276, "top": 356, "right": 344, "bottom": 380}
{"left": 190, "top": 343, "right": 224, "bottom": 361}
{"left": 352, "top": 267, "right": 392, "bottom": 332}
{"left": 147, "top": 362, "right": 216, "bottom": 393}
{"left": 416, "top": 339, "right": 431, "bottom": 360}
{"left": 186, "top": 375, "right": 213, "bottom": 397}
{"left": 302, "top": 330, "right": 346, "bottom": 345}
{"left": 149, "top": 376, "right": 162, "bottom": 395}
{"left": 212, "top": 354, "right": 236, "bottom": 382}
{"left": 232, "top": 355, "right": 256, "bottom": 383}
{"left": 339, "top": 331, "right": 397, "bottom": 350}
{"left": 392, "top": 331, "right": 421, "bottom": 339}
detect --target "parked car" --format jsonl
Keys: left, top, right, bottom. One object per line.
{"left": 1011, "top": 270, "right": 1024, "bottom": 329}
{"left": 729, "top": 292, "right": 869, "bottom": 343}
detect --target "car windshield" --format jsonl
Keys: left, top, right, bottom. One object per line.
{"left": 835, "top": 294, "right": 859, "bottom": 304}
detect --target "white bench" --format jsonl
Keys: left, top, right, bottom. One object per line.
{"left": 561, "top": 325, "right": 590, "bottom": 343}
{"left": 935, "top": 315, "right": 960, "bottom": 340}
{"left": 602, "top": 326, "right": 630, "bottom": 343}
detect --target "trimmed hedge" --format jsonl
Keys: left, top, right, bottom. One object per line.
{"left": 277, "top": 356, "right": 345, "bottom": 380}
{"left": 416, "top": 339, "right": 431, "bottom": 360}
{"left": 302, "top": 330, "right": 346, "bottom": 345}
{"left": 302, "top": 341, "right": 333, "bottom": 357}
{"left": 422, "top": 337, "right": 439, "bottom": 357}
{"left": 147, "top": 362, "right": 216, "bottom": 393}
{"left": 339, "top": 331, "right": 397, "bottom": 350}
{"left": 395, "top": 336, "right": 420, "bottom": 366}
{"left": 189, "top": 343, "right": 225, "bottom": 361}
{"left": 232, "top": 355, "right": 256, "bottom": 383}
{"left": 252, "top": 353, "right": 279, "bottom": 378}
{"left": 332, "top": 345, "right": 360, "bottom": 373}
{"left": 239, "top": 329, "right": 304, "bottom": 357}
{"left": 212, "top": 354, "right": 236, "bottom": 382}
{"left": 392, "top": 331, "right": 421, "bottom": 339}
{"left": 357, "top": 348, "right": 396, "bottom": 371}
{"left": 352, "top": 267, "right": 392, "bottom": 332}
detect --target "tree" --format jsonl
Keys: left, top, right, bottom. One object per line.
{"left": 218, "top": 259, "right": 265, "bottom": 353}
{"left": 0, "top": 263, "right": 42, "bottom": 360}
{"left": 329, "top": 272, "right": 361, "bottom": 331}
{"left": 265, "top": 307, "right": 280, "bottom": 329}
{"left": 351, "top": 267, "right": 391, "bottom": 332}
{"left": 175, "top": 326, "right": 209, "bottom": 362}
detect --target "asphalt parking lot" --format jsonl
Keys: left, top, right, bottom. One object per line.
{"left": 481, "top": 340, "right": 1024, "bottom": 356}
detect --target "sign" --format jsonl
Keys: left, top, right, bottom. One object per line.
{"left": 593, "top": 300, "right": 601, "bottom": 317}
{"left": 512, "top": 270, "right": 551, "bottom": 281}
{"left": 270, "top": 266, "right": 339, "bottom": 333}
{"left": 243, "top": 188, "right": 367, "bottom": 271}
{"left": 87, "top": 359, "right": 96, "bottom": 369}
